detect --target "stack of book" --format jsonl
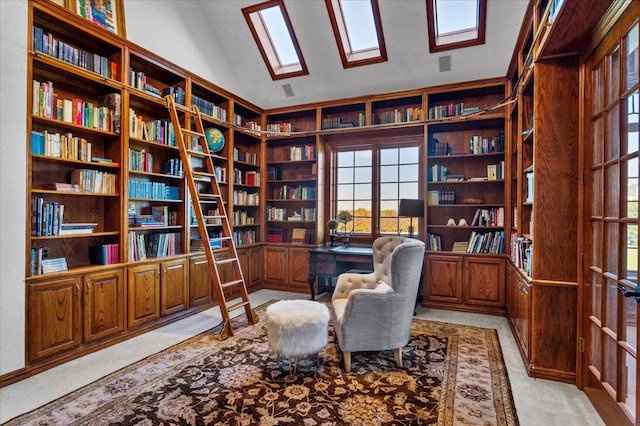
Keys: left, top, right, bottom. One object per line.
{"left": 59, "top": 222, "right": 97, "bottom": 235}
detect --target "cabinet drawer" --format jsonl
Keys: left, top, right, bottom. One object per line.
{"left": 314, "top": 262, "right": 336, "bottom": 276}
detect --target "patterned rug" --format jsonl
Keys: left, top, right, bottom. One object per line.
{"left": 4, "top": 301, "right": 519, "bottom": 425}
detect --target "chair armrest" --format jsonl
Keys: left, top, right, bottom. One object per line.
{"left": 332, "top": 272, "right": 377, "bottom": 301}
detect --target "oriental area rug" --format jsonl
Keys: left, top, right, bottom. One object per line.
{"left": 4, "top": 301, "right": 519, "bottom": 425}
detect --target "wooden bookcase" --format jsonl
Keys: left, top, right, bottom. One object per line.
{"left": 505, "top": 0, "right": 581, "bottom": 384}
{"left": 422, "top": 79, "right": 508, "bottom": 314}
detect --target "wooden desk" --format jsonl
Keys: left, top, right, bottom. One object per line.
{"left": 307, "top": 246, "right": 374, "bottom": 300}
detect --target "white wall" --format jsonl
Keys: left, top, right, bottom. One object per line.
{"left": 0, "top": 0, "right": 28, "bottom": 375}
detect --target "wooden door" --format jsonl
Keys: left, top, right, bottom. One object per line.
{"left": 83, "top": 269, "right": 125, "bottom": 342}
{"left": 28, "top": 277, "right": 82, "bottom": 361}
{"left": 127, "top": 264, "right": 160, "bottom": 328}
{"left": 582, "top": 10, "right": 639, "bottom": 425}
{"left": 507, "top": 265, "right": 530, "bottom": 362}
{"left": 264, "top": 245, "right": 288, "bottom": 284}
{"left": 288, "top": 247, "right": 310, "bottom": 292}
{"left": 463, "top": 256, "right": 505, "bottom": 309}
{"left": 423, "top": 254, "right": 462, "bottom": 304}
{"left": 189, "top": 255, "right": 213, "bottom": 307}
{"left": 161, "top": 258, "right": 188, "bottom": 316}
{"left": 249, "top": 246, "right": 263, "bottom": 289}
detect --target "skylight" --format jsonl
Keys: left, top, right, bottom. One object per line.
{"left": 326, "top": 0, "right": 387, "bottom": 68}
{"left": 426, "top": 0, "right": 486, "bottom": 53}
{"left": 242, "top": 0, "right": 309, "bottom": 80}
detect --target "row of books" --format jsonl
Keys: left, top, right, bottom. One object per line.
{"left": 427, "top": 190, "right": 456, "bottom": 205}
{"left": 374, "top": 107, "right": 422, "bottom": 124}
{"left": 233, "top": 147, "right": 258, "bottom": 165}
{"left": 266, "top": 122, "right": 294, "bottom": 135}
{"left": 276, "top": 184, "right": 316, "bottom": 200}
{"left": 266, "top": 228, "right": 315, "bottom": 244}
{"left": 233, "top": 229, "right": 257, "bottom": 246}
{"left": 426, "top": 233, "right": 442, "bottom": 251}
{"left": 233, "top": 170, "right": 261, "bottom": 186}
{"left": 213, "top": 165, "right": 227, "bottom": 183}
{"left": 233, "top": 190, "right": 259, "bottom": 206}
{"left": 192, "top": 94, "right": 226, "bottom": 122}
{"left": 233, "top": 210, "right": 256, "bottom": 226}
{"left": 128, "top": 179, "right": 179, "bottom": 200}
{"left": 511, "top": 232, "right": 533, "bottom": 276}
{"left": 487, "top": 162, "right": 505, "bottom": 180}
{"left": 288, "top": 145, "right": 315, "bottom": 161}
{"left": 467, "top": 231, "right": 505, "bottom": 254}
{"left": 31, "top": 198, "right": 63, "bottom": 236}
{"left": 92, "top": 244, "right": 119, "bottom": 265}
{"left": 470, "top": 133, "right": 505, "bottom": 154}
{"left": 321, "top": 114, "right": 365, "bottom": 129}
{"left": 31, "top": 130, "right": 92, "bottom": 162}
{"left": 471, "top": 207, "right": 505, "bottom": 227}
{"left": 70, "top": 169, "right": 117, "bottom": 194}
{"left": 128, "top": 110, "right": 176, "bottom": 146}
{"left": 32, "top": 26, "right": 117, "bottom": 80}
{"left": 266, "top": 207, "right": 317, "bottom": 222}
{"left": 32, "top": 81, "right": 120, "bottom": 133}
{"left": 428, "top": 102, "right": 468, "bottom": 119}
{"left": 428, "top": 139, "right": 451, "bottom": 156}
{"left": 127, "top": 231, "right": 180, "bottom": 261}
{"left": 30, "top": 248, "right": 68, "bottom": 276}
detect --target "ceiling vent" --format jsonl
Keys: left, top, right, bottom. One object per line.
{"left": 282, "top": 83, "right": 295, "bottom": 97}
{"left": 439, "top": 55, "right": 452, "bottom": 72}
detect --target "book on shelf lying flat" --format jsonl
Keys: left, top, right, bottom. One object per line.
{"left": 59, "top": 222, "right": 97, "bottom": 235}
{"left": 40, "top": 257, "right": 68, "bottom": 274}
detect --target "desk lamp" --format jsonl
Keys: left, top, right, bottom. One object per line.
{"left": 398, "top": 199, "right": 424, "bottom": 238}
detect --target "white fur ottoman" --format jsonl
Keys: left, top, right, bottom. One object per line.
{"left": 265, "top": 300, "right": 330, "bottom": 374}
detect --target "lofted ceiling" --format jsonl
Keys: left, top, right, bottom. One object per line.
{"left": 125, "top": 0, "right": 529, "bottom": 110}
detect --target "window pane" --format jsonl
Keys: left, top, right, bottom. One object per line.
{"left": 354, "top": 183, "right": 371, "bottom": 200}
{"left": 380, "top": 183, "right": 398, "bottom": 199}
{"left": 627, "top": 91, "right": 639, "bottom": 154}
{"left": 340, "top": 0, "right": 379, "bottom": 52}
{"left": 435, "top": 0, "right": 478, "bottom": 34}
{"left": 354, "top": 150, "right": 372, "bottom": 166}
{"left": 337, "top": 168, "right": 353, "bottom": 183}
{"left": 625, "top": 157, "right": 638, "bottom": 219}
{"left": 337, "top": 184, "right": 353, "bottom": 200}
{"left": 260, "top": 6, "right": 299, "bottom": 66}
{"left": 338, "top": 151, "right": 354, "bottom": 165}
{"left": 623, "top": 351, "right": 637, "bottom": 418}
{"left": 399, "top": 164, "right": 419, "bottom": 181}
{"left": 606, "top": 104, "right": 620, "bottom": 161}
{"left": 625, "top": 23, "right": 638, "bottom": 90}
{"left": 354, "top": 167, "right": 372, "bottom": 183}
{"left": 380, "top": 165, "right": 398, "bottom": 182}
{"left": 337, "top": 200, "right": 353, "bottom": 212}
{"left": 625, "top": 223, "right": 638, "bottom": 282}
{"left": 589, "top": 270, "right": 603, "bottom": 319}
{"left": 380, "top": 200, "right": 398, "bottom": 217}
{"left": 380, "top": 148, "right": 398, "bottom": 165}
{"left": 399, "top": 182, "right": 419, "bottom": 197}
{"left": 592, "top": 116, "right": 604, "bottom": 166}
{"left": 607, "top": 46, "right": 620, "bottom": 104}
{"left": 399, "top": 146, "right": 419, "bottom": 163}
{"left": 593, "top": 61, "right": 604, "bottom": 114}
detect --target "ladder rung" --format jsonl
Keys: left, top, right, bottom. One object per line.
{"left": 221, "top": 279, "right": 243, "bottom": 289}
{"left": 203, "top": 215, "right": 225, "bottom": 221}
{"left": 193, "top": 171, "right": 216, "bottom": 178}
{"left": 181, "top": 128, "right": 204, "bottom": 138}
{"left": 215, "top": 257, "right": 237, "bottom": 265}
{"left": 226, "top": 300, "right": 251, "bottom": 312}
{"left": 198, "top": 192, "right": 221, "bottom": 198}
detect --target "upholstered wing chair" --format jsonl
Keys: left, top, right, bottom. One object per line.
{"left": 330, "top": 236, "right": 425, "bottom": 372}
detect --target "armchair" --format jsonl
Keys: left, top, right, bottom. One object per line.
{"left": 330, "top": 236, "right": 425, "bottom": 372}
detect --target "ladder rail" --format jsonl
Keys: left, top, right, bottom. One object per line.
{"left": 166, "top": 95, "right": 257, "bottom": 339}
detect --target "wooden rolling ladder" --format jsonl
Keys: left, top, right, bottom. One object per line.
{"left": 166, "top": 95, "right": 258, "bottom": 339}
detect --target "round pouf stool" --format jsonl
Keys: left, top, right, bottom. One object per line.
{"left": 265, "top": 300, "right": 330, "bottom": 374}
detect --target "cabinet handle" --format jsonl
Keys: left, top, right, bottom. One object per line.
{"left": 75, "top": 284, "right": 80, "bottom": 296}
{"left": 619, "top": 285, "right": 640, "bottom": 303}
{"left": 86, "top": 282, "right": 91, "bottom": 294}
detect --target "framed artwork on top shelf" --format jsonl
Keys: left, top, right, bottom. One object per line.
{"left": 70, "top": 0, "right": 126, "bottom": 38}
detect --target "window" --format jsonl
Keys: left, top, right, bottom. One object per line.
{"left": 242, "top": 0, "right": 309, "bottom": 80}
{"left": 332, "top": 143, "right": 420, "bottom": 237}
{"left": 426, "top": 0, "right": 487, "bottom": 53}
{"left": 326, "top": 0, "right": 387, "bottom": 68}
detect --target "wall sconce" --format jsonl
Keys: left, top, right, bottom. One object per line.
{"left": 398, "top": 199, "right": 424, "bottom": 238}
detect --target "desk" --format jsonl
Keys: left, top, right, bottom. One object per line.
{"left": 307, "top": 246, "right": 374, "bottom": 300}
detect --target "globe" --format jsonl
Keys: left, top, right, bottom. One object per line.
{"left": 205, "top": 127, "right": 225, "bottom": 153}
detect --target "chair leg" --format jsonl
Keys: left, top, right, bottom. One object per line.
{"left": 394, "top": 348, "right": 403, "bottom": 368}
{"left": 343, "top": 351, "right": 351, "bottom": 373}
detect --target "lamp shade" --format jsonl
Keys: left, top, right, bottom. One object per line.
{"left": 398, "top": 199, "right": 424, "bottom": 218}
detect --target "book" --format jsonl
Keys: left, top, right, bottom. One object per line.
{"left": 97, "top": 93, "right": 121, "bottom": 134}
{"left": 151, "top": 206, "right": 169, "bottom": 227}
{"left": 292, "top": 228, "right": 306, "bottom": 244}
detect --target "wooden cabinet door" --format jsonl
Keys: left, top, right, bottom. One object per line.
{"left": 463, "top": 256, "right": 505, "bottom": 308}
{"left": 264, "top": 246, "right": 288, "bottom": 283}
{"left": 83, "top": 269, "right": 125, "bottom": 343}
{"left": 28, "top": 277, "right": 82, "bottom": 361}
{"left": 127, "top": 264, "right": 160, "bottom": 328}
{"left": 288, "top": 247, "right": 310, "bottom": 291}
{"left": 237, "top": 247, "right": 250, "bottom": 287}
{"left": 161, "top": 258, "right": 189, "bottom": 316}
{"left": 423, "top": 255, "right": 462, "bottom": 304}
{"left": 189, "top": 256, "right": 212, "bottom": 307}
{"left": 248, "top": 246, "right": 263, "bottom": 290}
